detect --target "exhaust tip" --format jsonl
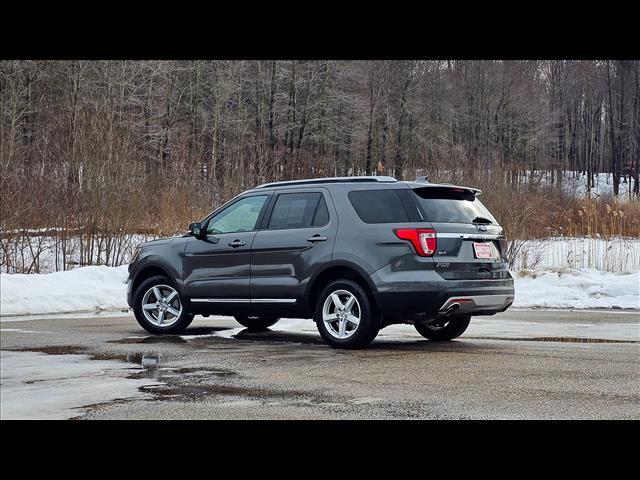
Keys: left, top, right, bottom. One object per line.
{"left": 442, "top": 303, "right": 461, "bottom": 316}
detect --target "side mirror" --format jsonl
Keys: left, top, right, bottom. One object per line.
{"left": 188, "top": 222, "right": 204, "bottom": 239}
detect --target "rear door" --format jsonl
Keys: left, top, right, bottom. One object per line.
{"left": 409, "top": 186, "right": 509, "bottom": 280}
{"left": 250, "top": 188, "right": 337, "bottom": 307}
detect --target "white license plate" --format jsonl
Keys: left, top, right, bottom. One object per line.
{"left": 473, "top": 242, "right": 493, "bottom": 259}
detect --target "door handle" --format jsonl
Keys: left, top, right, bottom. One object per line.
{"left": 228, "top": 239, "right": 246, "bottom": 248}
{"left": 307, "top": 235, "right": 328, "bottom": 243}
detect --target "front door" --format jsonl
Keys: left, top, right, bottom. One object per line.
{"left": 183, "top": 194, "right": 270, "bottom": 302}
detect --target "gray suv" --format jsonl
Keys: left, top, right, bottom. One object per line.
{"left": 127, "top": 176, "right": 514, "bottom": 348}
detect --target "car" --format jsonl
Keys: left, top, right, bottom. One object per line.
{"left": 127, "top": 176, "right": 515, "bottom": 348}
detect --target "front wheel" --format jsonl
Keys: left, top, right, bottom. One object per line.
{"left": 234, "top": 315, "right": 280, "bottom": 331}
{"left": 314, "top": 279, "right": 380, "bottom": 349}
{"left": 414, "top": 315, "right": 471, "bottom": 341}
{"left": 133, "top": 275, "right": 194, "bottom": 334}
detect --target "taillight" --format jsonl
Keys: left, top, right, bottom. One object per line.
{"left": 394, "top": 228, "right": 437, "bottom": 256}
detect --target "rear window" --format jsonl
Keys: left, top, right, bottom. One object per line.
{"left": 348, "top": 190, "right": 409, "bottom": 223}
{"left": 412, "top": 187, "right": 497, "bottom": 224}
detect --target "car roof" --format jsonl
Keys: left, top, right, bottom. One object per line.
{"left": 253, "top": 176, "right": 398, "bottom": 189}
{"left": 249, "top": 176, "right": 481, "bottom": 194}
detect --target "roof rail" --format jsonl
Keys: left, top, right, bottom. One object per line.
{"left": 255, "top": 176, "right": 397, "bottom": 189}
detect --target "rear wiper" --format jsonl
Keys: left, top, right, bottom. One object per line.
{"left": 472, "top": 216, "right": 493, "bottom": 224}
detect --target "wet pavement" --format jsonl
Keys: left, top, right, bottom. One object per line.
{"left": 1, "top": 309, "right": 639, "bottom": 419}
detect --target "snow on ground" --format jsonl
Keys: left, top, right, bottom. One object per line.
{"left": 0, "top": 350, "right": 155, "bottom": 419}
{"left": 0, "top": 265, "right": 129, "bottom": 316}
{"left": 1, "top": 263, "right": 638, "bottom": 319}
{"left": 518, "top": 170, "right": 637, "bottom": 201}
{"left": 552, "top": 171, "right": 636, "bottom": 200}
{"left": 513, "top": 269, "right": 639, "bottom": 309}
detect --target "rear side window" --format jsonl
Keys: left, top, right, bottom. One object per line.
{"left": 312, "top": 195, "right": 330, "bottom": 227}
{"left": 412, "top": 187, "right": 497, "bottom": 224}
{"left": 268, "top": 192, "right": 328, "bottom": 229}
{"left": 348, "top": 190, "right": 410, "bottom": 223}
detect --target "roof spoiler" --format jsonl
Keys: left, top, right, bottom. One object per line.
{"left": 410, "top": 181, "right": 482, "bottom": 196}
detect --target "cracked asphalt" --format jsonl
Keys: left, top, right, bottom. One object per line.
{"left": 1, "top": 309, "right": 639, "bottom": 419}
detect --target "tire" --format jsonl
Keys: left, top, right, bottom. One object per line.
{"left": 234, "top": 315, "right": 280, "bottom": 331}
{"left": 133, "top": 275, "right": 194, "bottom": 334}
{"left": 414, "top": 315, "right": 471, "bottom": 341}
{"left": 314, "top": 279, "right": 380, "bottom": 349}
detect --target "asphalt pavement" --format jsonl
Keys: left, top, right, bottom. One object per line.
{"left": 1, "top": 309, "right": 638, "bottom": 419}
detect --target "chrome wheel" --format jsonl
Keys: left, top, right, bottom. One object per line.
{"left": 141, "top": 284, "right": 182, "bottom": 327}
{"left": 322, "top": 289, "right": 361, "bottom": 339}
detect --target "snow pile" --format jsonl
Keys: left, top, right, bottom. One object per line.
{"left": 0, "top": 265, "right": 129, "bottom": 316}
{"left": 1, "top": 264, "right": 638, "bottom": 318}
{"left": 513, "top": 268, "right": 639, "bottom": 310}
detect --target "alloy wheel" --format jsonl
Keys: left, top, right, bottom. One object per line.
{"left": 141, "top": 284, "right": 182, "bottom": 327}
{"left": 322, "top": 289, "right": 361, "bottom": 339}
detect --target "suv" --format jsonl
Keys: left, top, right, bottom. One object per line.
{"left": 127, "top": 176, "right": 514, "bottom": 348}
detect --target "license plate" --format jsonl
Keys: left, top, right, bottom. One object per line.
{"left": 473, "top": 242, "right": 493, "bottom": 259}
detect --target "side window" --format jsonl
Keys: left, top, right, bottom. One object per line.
{"left": 348, "top": 190, "right": 410, "bottom": 223}
{"left": 312, "top": 195, "right": 330, "bottom": 227}
{"left": 268, "top": 193, "right": 324, "bottom": 230}
{"left": 206, "top": 195, "right": 268, "bottom": 234}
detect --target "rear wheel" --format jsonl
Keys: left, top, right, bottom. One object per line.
{"left": 414, "top": 315, "right": 471, "bottom": 341}
{"left": 133, "top": 275, "right": 194, "bottom": 334}
{"left": 314, "top": 279, "right": 380, "bottom": 349}
{"left": 234, "top": 315, "right": 280, "bottom": 331}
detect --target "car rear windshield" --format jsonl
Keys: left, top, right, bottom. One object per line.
{"left": 412, "top": 187, "right": 497, "bottom": 224}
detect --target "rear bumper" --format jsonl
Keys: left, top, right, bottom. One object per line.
{"left": 373, "top": 281, "right": 515, "bottom": 317}
{"left": 438, "top": 294, "right": 514, "bottom": 315}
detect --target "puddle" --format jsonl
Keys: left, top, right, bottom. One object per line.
{"left": 109, "top": 336, "right": 188, "bottom": 345}
{"left": 13, "top": 345, "right": 87, "bottom": 355}
{"left": 217, "top": 329, "right": 325, "bottom": 346}
{"left": 181, "top": 327, "right": 231, "bottom": 336}
{"left": 109, "top": 327, "right": 232, "bottom": 345}
{"left": 5, "top": 338, "right": 358, "bottom": 417}
{"left": 0, "top": 350, "right": 154, "bottom": 420}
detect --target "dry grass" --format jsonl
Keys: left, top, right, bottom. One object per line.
{"left": 560, "top": 200, "right": 640, "bottom": 238}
